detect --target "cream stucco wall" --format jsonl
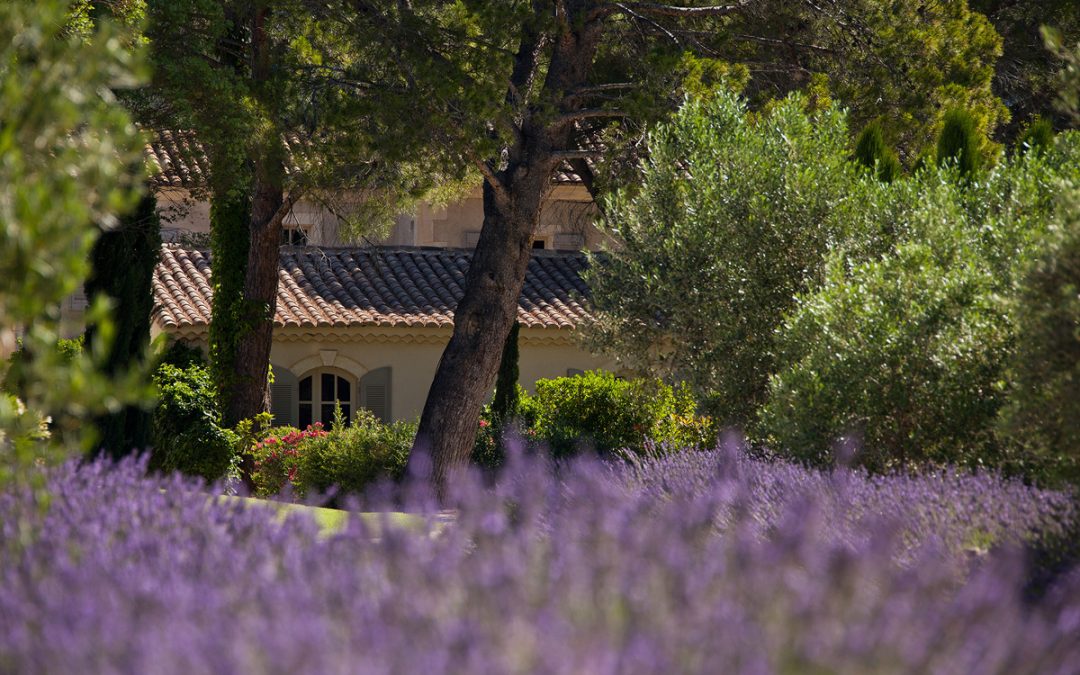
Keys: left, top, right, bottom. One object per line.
{"left": 155, "top": 325, "right": 617, "bottom": 425}
{"left": 154, "top": 183, "right": 609, "bottom": 251}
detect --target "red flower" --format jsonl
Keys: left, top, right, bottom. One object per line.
{"left": 479, "top": 420, "right": 490, "bottom": 428}
{"left": 287, "top": 466, "right": 298, "bottom": 482}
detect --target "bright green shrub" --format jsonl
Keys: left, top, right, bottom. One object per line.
{"left": 295, "top": 411, "right": 415, "bottom": 497}
{"left": 1017, "top": 117, "right": 1055, "bottom": 156}
{"left": 759, "top": 244, "right": 1011, "bottom": 471}
{"left": 583, "top": 90, "right": 859, "bottom": 426}
{"left": 150, "top": 363, "right": 236, "bottom": 482}
{"left": 998, "top": 190, "right": 1080, "bottom": 485}
{"left": 529, "top": 371, "right": 710, "bottom": 459}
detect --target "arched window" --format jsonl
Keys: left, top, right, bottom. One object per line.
{"left": 298, "top": 370, "right": 354, "bottom": 429}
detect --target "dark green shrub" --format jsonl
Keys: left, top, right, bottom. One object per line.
{"left": 998, "top": 192, "right": 1080, "bottom": 486}
{"left": 159, "top": 339, "right": 205, "bottom": 370}
{"left": 295, "top": 411, "right": 415, "bottom": 497}
{"left": 1017, "top": 116, "right": 1055, "bottom": 156}
{"left": 491, "top": 321, "right": 520, "bottom": 423}
{"left": 529, "top": 371, "right": 710, "bottom": 459}
{"left": 936, "top": 108, "right": 984, "bottom": 179}
{"left": 85, "top": 191, "right": 161, "bottom": 460}
{"left": 854, "top": 120, "right": 901, "bottom": 182}
{"left": 150, "top": 363, "right": 236, "bottom": 482}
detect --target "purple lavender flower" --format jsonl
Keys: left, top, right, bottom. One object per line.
{"left": 0, "top": 448, "right": 1076, "bottom": 674}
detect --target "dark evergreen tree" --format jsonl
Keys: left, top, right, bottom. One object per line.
{"left": 491, "top": 320, "right": 520, "bottom": 423}
{"left": 1018, "top": 116, "right": 1055, "bottom": 155}
{"left": 854, "top": 121, "right": 901, "bottom": 183}
{"left": 937, "top": 109, "right": 985, "bottom": 179}
{"left": 84, "top": 191, "right": 161, "bottom": 459}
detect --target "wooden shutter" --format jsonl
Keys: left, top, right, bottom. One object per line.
{"left": 360, "top": 367, "right": 392, "bottom": 423}
{"left": 270, "top": 365, "right": 297, "bottom": 426}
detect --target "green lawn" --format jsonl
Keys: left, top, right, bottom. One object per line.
{"left": 215, "top": 494, "right": 446, "bottom": 538}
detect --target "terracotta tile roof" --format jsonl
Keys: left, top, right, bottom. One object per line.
{"left": 153, "top": 245, "right": 593, "bottom": 332}
{"left": 145, "top": 130, "right": 309, "bottom": 190}
{"left": 145, "top": 129, "right": 583, "bottom": 190}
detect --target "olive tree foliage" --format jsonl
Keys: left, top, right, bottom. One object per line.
{"left": 581, "top": 90, "right": 859, "bottom": 427}
{"left": 759, "top": 134, "right": 1080, "bottom": 472}
{"left": 998, "top": 188, "right": 1080, "bottom": 485}
{"left": 0, "top": 0, "right": 150, "bottom": 491}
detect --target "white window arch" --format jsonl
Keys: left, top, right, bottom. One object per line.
{"left": 297, "top": 368, "right": 355, "bottom": 429}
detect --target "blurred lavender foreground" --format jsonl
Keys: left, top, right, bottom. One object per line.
{"left": 2, "top": 444, "right": 1079, "bottom": 674}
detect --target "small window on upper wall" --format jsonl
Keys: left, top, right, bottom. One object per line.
{"left": 297, "top": 370, "right": 352, "bottom": 429}
{"left": 532, "top": 239, "right": 546, "bottom": 249}
{"left": 282, "top": 224, "right": 309, "bottom": 246}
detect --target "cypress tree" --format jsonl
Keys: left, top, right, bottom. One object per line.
{"left": 207, "top": 184, "right": 252, "bottom": 424}
{"left": 84, "top": 191, "right": 162, "bottom": 458}
{"left": 491, "top": 320, "right": 520, "bottom": 423}
{"left": 854, "top": 121, "right": 902, "bottom": 182}
{"left": 1017, "top": 116, "right": 1055, "bottom": 155}
{"left": 936, "top": 108, "right": 984, "bottom": 178}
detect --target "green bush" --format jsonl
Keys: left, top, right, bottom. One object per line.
{"left": 759, "top": 243, "right": 1011, "bottom": 471}
{"left": 936, "top": 108, "right": 986, "bottom": 179}
{"left": 150, "top": 363, "right": 236, "bottom": 482}
{"left": 295, "top": 411, "right": 415, "bottom": 498}
{"left": 528, "top": 371, "right": 712, "bottom": 459}
{"left": 583, "top": 90, "right": 859, "bottom": 426}
{"left": 247, "top": 424, "right": 323, "bottom": 497}
{"left": 998, "top": 190, "right": 1080, "bottom": 486}
{"left": 854, "top": 120, "right": 901, "bottom": 182}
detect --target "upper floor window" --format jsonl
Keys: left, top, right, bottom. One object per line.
{"left": 282, "top": 224, "right": 309, "bottom": 247}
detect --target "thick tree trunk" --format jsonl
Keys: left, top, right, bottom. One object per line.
{"left": 410, "top": 8, "right": 604, "bottom": 494}
{"left": 411, "top": 177, "right": 548, "bottom": 489}
{"left": 221, "top": 6, "right": 287, "bottom": 427}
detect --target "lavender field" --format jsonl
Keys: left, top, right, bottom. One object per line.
{"left": 2, "top": 442, "right": 1079, "bottom": 674}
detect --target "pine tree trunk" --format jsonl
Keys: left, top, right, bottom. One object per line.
{"left": 411, "top": 179, "right": 545, "bottom": 490}
{"left": 221, "top": 6, "right": 287, "bottom": 428}
{"left": 410, "top": 10, "right": 604, "bottom": 493}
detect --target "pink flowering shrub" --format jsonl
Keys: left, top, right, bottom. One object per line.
{"left": 249, "top": 424, "right": 328, "bottom": 497}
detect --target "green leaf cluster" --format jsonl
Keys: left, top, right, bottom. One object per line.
{"left": 0, "top": 0, "right": 153, "bottom": 493}
{"left": 998, "top": 188, "right": 1080, "bottom": 485}
{"left": 760, "top": 135, "right": 1080, "bottom": 474}
{"left": 150, "top": 362, "right": 236, "bottom": 482}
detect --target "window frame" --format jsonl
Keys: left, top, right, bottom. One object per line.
{"left": 296, "top": 368, "right": 356, "bottom": 430}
